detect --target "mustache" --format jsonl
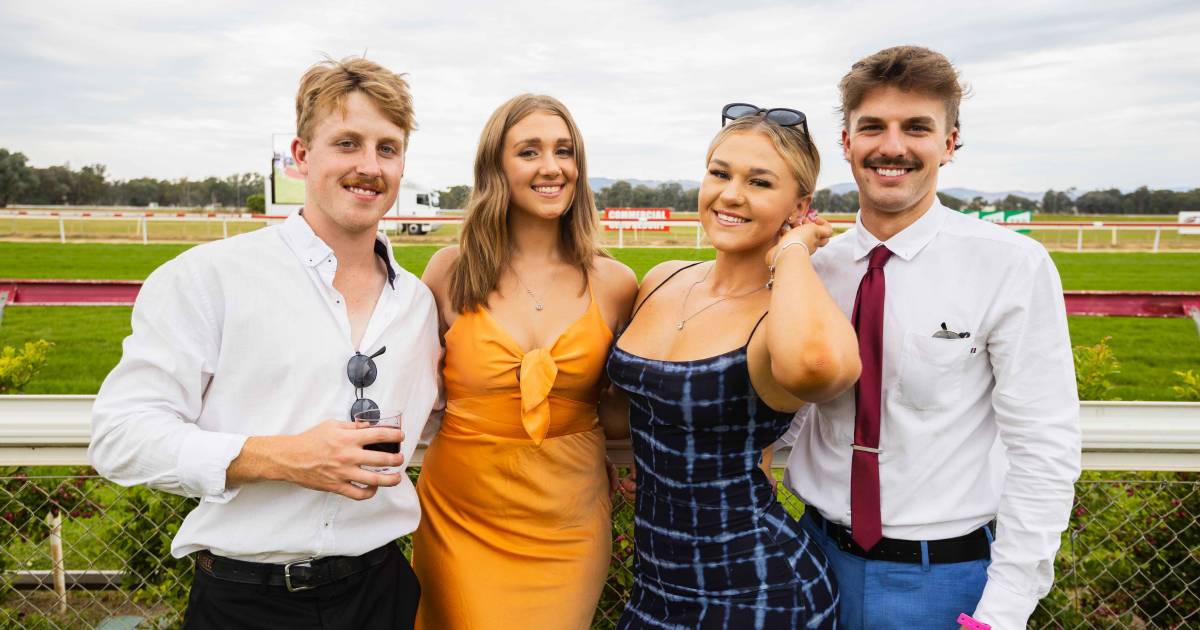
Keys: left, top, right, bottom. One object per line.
{"left": 339, "top": 174, "right": 387, "bottom": 192}
{"left": 864, "top": 156, "right": 922, "bottom": 170}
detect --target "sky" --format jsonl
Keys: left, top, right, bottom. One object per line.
{"left": 1, "top": 0, "right": 1198, "bottom": 194}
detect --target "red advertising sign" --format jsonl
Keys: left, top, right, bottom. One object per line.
{"left": 603, "top": 207, "right": 671, "bottom": 231}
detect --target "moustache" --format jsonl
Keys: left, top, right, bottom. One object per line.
{"left": 339, "top": 175, "right": 387, "bottom": 193}
{"left": 864, "top": 156, "right": 922, "bottom": 170}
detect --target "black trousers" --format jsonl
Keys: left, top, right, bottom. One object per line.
{"left": 181, "top": 544, "right": 420, "bottom": 630}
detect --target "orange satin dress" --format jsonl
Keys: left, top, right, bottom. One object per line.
{"left": 412, "top": 287, "right": 613, "bottom": 630}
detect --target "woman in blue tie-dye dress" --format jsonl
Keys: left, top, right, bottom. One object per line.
{"left": 606, "top": 108, "right": 861, "bottom": 629}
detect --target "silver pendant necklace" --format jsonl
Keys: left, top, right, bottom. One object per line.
{"left": 676, "top": 263, "right": 765, "bottom": 331}
{"left": 510, "top": 266, "right": 545, "bottom": 311}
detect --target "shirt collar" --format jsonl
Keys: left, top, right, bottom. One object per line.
{"left": 280, "top": 209, "right": 396, "bottom": 288}
{"left": 851, "top": 197, "right": 948, "bottom": 262}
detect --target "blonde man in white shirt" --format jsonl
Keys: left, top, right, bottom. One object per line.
{"left": 777, "top": 46, "right": 1081, "bottom": 630}
{"left": 90, "top": 57, "right": 440, "bottom": 630}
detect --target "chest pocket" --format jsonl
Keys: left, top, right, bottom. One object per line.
{"left": 896, "top": 331, "right": 972, "bottom": 411}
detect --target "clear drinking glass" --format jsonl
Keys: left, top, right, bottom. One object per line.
{"left": 352, "top": 409, "right": 404, "bottom": 475}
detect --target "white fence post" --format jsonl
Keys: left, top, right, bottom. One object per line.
{"left": 1153, "top": 227, "right": 1161, "bottom": 253}
{"left": 142, "top": 218, "right": 149, "bottom": 245}
{"left": 58, "top": 217, "right": 65, "bottom": 244}
{"left": 222, "top": 217, "right": 229, "bottom": 239}
{"left": 48, "top": 511, "right": 67, "bottom": 613}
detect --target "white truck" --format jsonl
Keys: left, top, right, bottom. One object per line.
{"left": 267, "top": 135, "right": 440, "bottom": 234}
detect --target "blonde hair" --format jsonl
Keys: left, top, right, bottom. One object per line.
{"left": 295, "top": 56, "right": 415, "bottom": 144}
{"left": 450, "top": 94, "right": 604, "bottom": 313}
{"left": 707, "top": 117, "right": 820, "bottom": 199}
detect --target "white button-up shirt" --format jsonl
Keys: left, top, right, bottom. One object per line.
{"left": 779, "top": 201, "right": 1081, "bottom": 629}
{"left": 90, "top": 212, "right": 440, "bottom": 563}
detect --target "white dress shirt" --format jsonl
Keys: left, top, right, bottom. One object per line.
{"left": 90, "top": 211, "right": 440, "bottom": 563}
{"left": 779, "top": 201, "right": 1081, "bottom": 629}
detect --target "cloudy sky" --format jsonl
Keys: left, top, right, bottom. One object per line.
{"left": 2, "top": 0, "right": 1197, "bottom": 194}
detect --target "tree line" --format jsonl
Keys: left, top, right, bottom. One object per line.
{"left": 2, "top": 146, "right": 1194, "bottom": 215}
{"left": 439, "top": 180, "right": 1199, "bottom": 216}
{"left": 0, "top": 148, "right": 263, "bottom": 208}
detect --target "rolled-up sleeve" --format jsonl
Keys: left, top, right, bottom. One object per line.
{"left": 974, "top": 251, "right": 1081, "bottom": 629}
{"left": 89, "top": 256, "right": 247, "bottom": 502}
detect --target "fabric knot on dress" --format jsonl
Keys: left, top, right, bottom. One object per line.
{"left": 519, "top": 348, "right": 559, "bottom": 445}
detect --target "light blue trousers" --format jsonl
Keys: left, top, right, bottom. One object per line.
{"left": 799, "top": 512, "right": 990, "bottom": 630}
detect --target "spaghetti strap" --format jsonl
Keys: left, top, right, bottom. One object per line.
{"left": 745, "top": 311, "right": 769, "bottom": 345}
{"left": 629, "top": 261, "right": 705, "bottom": 320}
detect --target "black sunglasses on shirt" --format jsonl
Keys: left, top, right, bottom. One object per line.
{"left": 348, "top": 346, "right": 386, "bottom": 421}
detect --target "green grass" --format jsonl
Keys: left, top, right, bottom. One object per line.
{"left": 1068, "top": 316, "right": 1200, "bottom": 401}
{"left": 3, "top": 242, "right": 1200, "bottom": 289}
{"left": 2, "top": 306, "right": 1194, "bottom": 401}
{"left": 1050, "top": 252, "right": 1200, "bottom": 291}
{"left": 0, "top": 307, "right": 131, "bottom": 394}
{"left": 1, "top": 244, "right": 1197, "bottom": 400}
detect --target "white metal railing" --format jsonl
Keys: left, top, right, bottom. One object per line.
{"left": 3, "top": 212, "right": 1198, "bottom": 250}
{"left": 2, "top": 396, "right": 1197, "bottom": 470}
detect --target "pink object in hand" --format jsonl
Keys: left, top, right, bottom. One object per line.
{"left": 957, "top": 613, "right": 990, "bottom": 630}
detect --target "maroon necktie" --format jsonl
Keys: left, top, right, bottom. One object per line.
{"left": 850, "top": 244, "right": 893, "bottom": 551}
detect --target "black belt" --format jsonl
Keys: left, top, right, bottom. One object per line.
{"left": 808, "top": 510, "right": 992, "bottom": 564}
{"left": 195, "top": 544, "right": 392, "bottom": 592}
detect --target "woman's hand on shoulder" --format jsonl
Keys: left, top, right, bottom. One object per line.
{"left": 764, "top": 216, "right": 834, "bottom": 268}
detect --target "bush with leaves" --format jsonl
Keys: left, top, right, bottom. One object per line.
{"left": 1073, "top": 336, "right": 1120, "bottom": 401}
{"left": 112, "top": 487, "right": 197, "bottom": 620}
{"left": 1172, "top": 369, "right": 1200, "bottom": 402}
{"left": 245, "top": 193, "right": 265, "bottom": 214}
{"left": 0, "top": 340, "right": 52, "bottom": 394}
{"left": 0, "top": 467, "right": 103, "bottom": 603}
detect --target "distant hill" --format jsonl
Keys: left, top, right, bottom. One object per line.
{"left": 590, "top": 179, "right": 1195, "bottom": 199}
{"left": 589, "top": 177, "right": 701, "bottom": 191}
{"left": 820, "top": 183, "right": 1045, "bottom": 203}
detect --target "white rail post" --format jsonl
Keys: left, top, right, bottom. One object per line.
{"left": 142, "top": 218, "right": 149, "bottom": 245}
{"left": 49, "top": 511, "right": 67, "bottom": 612}
{"left": 1111, "top": 227, "right": 1117, "bottom": 247}
{"left": 59, "top": 216, "right": 65, "bottom": 244}
{"left": 1153, "top": 227, "right": 1161, "bottom": 253}
{"left": 695, "top": 222, "right": 701, "bottom": 248}
{"left": 222, "top": 216, "right": 229, "bottom": 239}
{"left": 618, "top": 224, "right": 624, "bottom": 248}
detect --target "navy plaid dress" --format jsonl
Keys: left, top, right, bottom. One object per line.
{"left": 607, "top": 265, "right": 838, "bottom": 630}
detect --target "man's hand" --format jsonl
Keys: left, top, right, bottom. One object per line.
{"left": 228, "top": 420, "right": 406, "bottom": 500}
{"left": 618, "top": 464, "right": 637, "bottom": 504}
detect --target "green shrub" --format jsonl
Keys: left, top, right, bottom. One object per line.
{"left": 0, "top": 467, "right": 102, "bottom": 603}
{"left": 0, "top": 340, "right": 52, "bottom": 394}
{"left": 112, "top": 487, "right": 196, "bottom": 619}
{"left": 245, "top": 193, "right": 265, "bottom": 214}
{"left": 1074, "top": 336, "right": 1121, "bottom": 401}
{"left": 1171, "top": 369, "right": 1200, "bottom": 401}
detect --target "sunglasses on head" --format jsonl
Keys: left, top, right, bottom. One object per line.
{"left": 721, "top": 103, "right": 810, "bottom": 137}
{"left": 347, "top": 346, "right": 386, "bottom": 421}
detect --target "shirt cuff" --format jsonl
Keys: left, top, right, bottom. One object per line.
{"left": 176, "top": 429, "right": 249, "bottom": 504}
{"left": 973, "top": 578, "right": 1039, "bottom": 630}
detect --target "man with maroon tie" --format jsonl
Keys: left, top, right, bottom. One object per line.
{"left": 778, "top": 46, "right": 1080, "bottom": 629}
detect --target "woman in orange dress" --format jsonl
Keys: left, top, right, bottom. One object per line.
{"left": 412, "top": 94, "right": 638, "bottom": 630}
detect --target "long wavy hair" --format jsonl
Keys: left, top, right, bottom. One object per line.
{"left": 450, "top": 94, "right": 604, "bottom": 313}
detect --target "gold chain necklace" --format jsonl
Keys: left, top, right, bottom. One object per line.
{"left": 675, "top": 263, "right": 766, "bottom": 331}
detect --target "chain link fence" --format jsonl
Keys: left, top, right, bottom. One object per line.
{"left": 2, "top": 468, "right": 1196, "bottom": 629}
